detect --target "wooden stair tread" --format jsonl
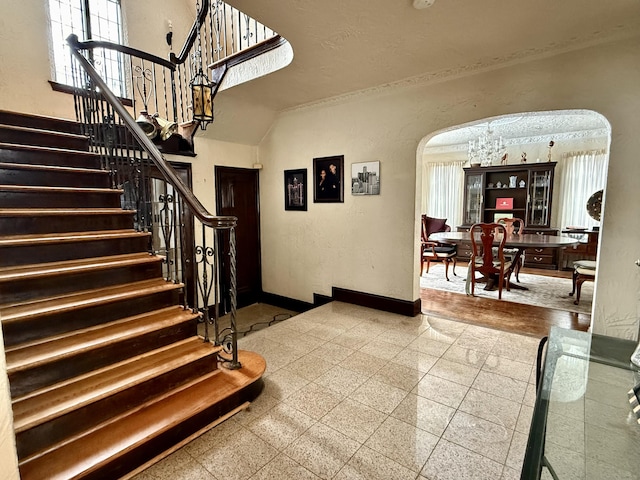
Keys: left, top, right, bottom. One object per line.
{"left": 18, "top": 350, "right": 266, "bottom": 480}
{"left": 0, "top": 229, "right": 150, "bottom": 247}
{"left": 5, "top": 306, "right": 200, "bottom": 373}
{"left": 0, "top": 111, "right": 265, "bottom": 480}
{"left": 0, "top": 184, "right": 122, "bottom": 194}
{"left": 0, "top": 252, "right": 162, "bottom": 282}
{"left": 0, "top": 142, "right": 99, "bottom": 158}
{"left": 0, "top": 207, "right": 133, "bottom": 217}
{"left": 0, "top": 278, "right": 182, "bottom": 322}
{"left": 0, "top": 161, "right": 105, "bottom": 175}
{"left": 0, "top": 112, "right": 80, "bottom": 130}
{"left": 12, "top": 336, "right": 215, "bottom": 432}
{"left": 0, "top": 124, "right": 88, "bottom": 141}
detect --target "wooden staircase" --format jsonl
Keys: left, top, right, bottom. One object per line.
{"left": 0, "top": 111, "right": 265, "bottom": 480}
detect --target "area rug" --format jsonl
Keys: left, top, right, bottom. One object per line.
{"left": 420, "top": 264, "right": 593, "bottom": 315}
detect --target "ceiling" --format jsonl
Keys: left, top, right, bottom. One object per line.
{"left": 424, "top": 111, "right": 610, "bottom": 153}
{"left": 211, "top": 0, "right": 640, "bottom": 143}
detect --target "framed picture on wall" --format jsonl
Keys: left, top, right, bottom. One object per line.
{"left": 284, "top": 168, "right": 307, "bottom": 211}
{"left": 351, "top": 161, "right": 380, "bottom": 195}
{"left": 313, "top": 155, "right": 344, "bottom": 203}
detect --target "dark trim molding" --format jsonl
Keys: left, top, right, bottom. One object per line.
{"left": 313, "top": 293, "right": 333, "bottom": 307}
{"left": 259, "top": 291, "right": 315, "bottom": 313}
{"left": 226, "top": 289, "right": 419, "bottom": 319}
{"left": 332, "top": 287, "right": 421, "bottom": 317}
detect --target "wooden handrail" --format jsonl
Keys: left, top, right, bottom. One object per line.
{"left": 66, "top": 33, "right": 236, "bottom": 230}
{"left": 70, "top": 38, "right": 176, "bottom": 70}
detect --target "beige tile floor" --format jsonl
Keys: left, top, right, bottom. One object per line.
{"left": 134, "top": 302, "right": 540, "bottom": 480}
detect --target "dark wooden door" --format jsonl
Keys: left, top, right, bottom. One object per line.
{"left": 215, "top": 166, "right": 261, "bottom": 311}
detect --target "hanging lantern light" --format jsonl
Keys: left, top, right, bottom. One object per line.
{"left": 190, "top": 68, "right": 214, "bottom": 130}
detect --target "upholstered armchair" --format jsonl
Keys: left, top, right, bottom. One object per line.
{"left": 420, "top": 215, "right": 457, "bottom": 281}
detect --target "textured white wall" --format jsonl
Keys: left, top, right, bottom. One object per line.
{"left": 258, "top": 37, "right": 640, "bottom": 340}
{"left": 168, "top": 136, "right": 258, "bottom": 213}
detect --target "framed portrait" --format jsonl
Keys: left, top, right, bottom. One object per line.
{"left": 284, "top": 169, "right": 307, "bottom": 211}
{"left": 351, "top": 161, "right": 380, "bottom": 195}
{"left": 313, "top": 155, "right": 344, "bottom": 203}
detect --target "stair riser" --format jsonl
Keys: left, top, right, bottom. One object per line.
{"left": 3, "top": 261, "right": 164, "bottom": 304}
{"left": 0, "top": 212, "right": 135, "bottom": 236}
{"left": 0, "top": 112, "right": 83, "bottom": 135}
{"left": 16, "top": 346, "right": 215, "bottom": 459}
{"left": 0, "top": 190, "right": 122, "bottom": 209}
{"left": 9, "top": 320, "right": 197, "bottom": 399}
{"left": 0, "top": 236, "right": 151, "bottom": 268}
{"left": 0, "top": 147, "right": 101, "bottom": 169}
{"left": 0, "top": 167, "right": 110, "bottom": 188}
{"left": 0, "top": 127, "right": 88, "bottom": 151}
{"left": 0, "top": 111, "right": 257, "bottom": 480}
{"left": 73, "top": 379, "right": 265, "bottom": 480}
{"left": 2, "top": 288, "right": 183, "bottom": 347}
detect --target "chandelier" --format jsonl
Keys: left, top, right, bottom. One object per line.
{"left": 468, "top": 123, "right": 506, "bottom": 167}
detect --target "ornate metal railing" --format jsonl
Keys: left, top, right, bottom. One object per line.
{"left": 62, "top": 0, "right": 280, "bottom": 369}
{"left": 64, "top": 0, "right": 281, "bottom": 150}
{"left": 67, "top": 38, "right": 241, "bottom": 367}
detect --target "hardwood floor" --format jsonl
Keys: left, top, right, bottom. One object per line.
{"left": 420, "top": 288, "right": 591, "bottom": 338}
{"left": 421, "top": 267, "right": 591, "bottom": 339}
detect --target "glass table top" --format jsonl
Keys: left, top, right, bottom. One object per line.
{"left": 522, "top": 327, "right": 640, "bottom": 480}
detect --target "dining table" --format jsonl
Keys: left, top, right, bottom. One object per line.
{"left": 428, "top": 231, "right": 579, "bottom": 291}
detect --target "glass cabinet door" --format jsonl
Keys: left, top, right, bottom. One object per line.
{"left": 464, "top": 172, "right": 483, "bottom": 225}
{"left": 527, "top": 167, "right": 553, "bottom": 227}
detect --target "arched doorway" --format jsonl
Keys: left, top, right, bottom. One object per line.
{"left": 416, "top": 109, "right": 611, "bottom": 331}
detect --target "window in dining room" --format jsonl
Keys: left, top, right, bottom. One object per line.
{"left": 556, "top": 149, "right": 607, "bottom": 230}
{"left": 423, "top": 160, "right": 465, "bottom": 228}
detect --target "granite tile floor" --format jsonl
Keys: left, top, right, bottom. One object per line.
{"left": 134, "top": 301, "right": 540, "bottom": 480}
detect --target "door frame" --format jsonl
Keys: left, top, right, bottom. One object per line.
{"left": 215, "top": 166, "right": 262, "bottom": 312}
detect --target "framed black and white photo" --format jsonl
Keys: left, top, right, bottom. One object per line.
{"left": 351, "top": 161, "right": 380, "bottom": 195}
{"left": 313, "top": 155, "right": 344, "bottom": 203}
{"left": 284, "top": 168, "right": 307, "bottom": 211}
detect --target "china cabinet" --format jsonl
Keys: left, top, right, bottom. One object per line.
{"left": 459, "top": 162, "right": 558, "bottom": 268}
{"left": 462, "top": 162, "right": 556, "bottom": 228}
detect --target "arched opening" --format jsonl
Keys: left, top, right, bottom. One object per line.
{"left": 416, "top": 109, "right": 611, "bottom": 329}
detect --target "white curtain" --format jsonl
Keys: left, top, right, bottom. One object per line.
{"left": 423, "top": 161, "right": 465, "bottom": 228}
{"left": 557, "top": 150, "right": 607, "bottom": 229}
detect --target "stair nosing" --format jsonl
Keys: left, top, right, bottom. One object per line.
{"left": 19, "top": 350, "right": 264, "bottom": 475}
{"left": 0, "top": 278, "right": 183, "bottom": 322}
{"left": 0, "top": 252, "right": 162, "bottom": 282}
{"left": 5, "top": 306, "right": 200, "bottom": 372}
{"left": 18, "top": 368, "right": 223, "bottom": 471}
{"left": 0, "top": 184, "right": 122, "bottom": 194}
{"left": 12, "top": 337, "right": 217, "bottom": 433}
{"left": 0, "top": 161, "right": 106, "bottom": 175}
{"left": 0, "top": 142, "right": 99, "bottom": 157}
{"left": 0, "top": 124, "right": 88, "bottom": 140}
{"left": 0, "top": 208, "right": 134, "bottom": 216}
{"left": 0, "top": 111, "right": 78, "bottom": 126}
{"left": 0, "top": 230, "right": 151, "bottom": 247}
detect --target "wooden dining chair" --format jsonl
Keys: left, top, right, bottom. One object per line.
{"left": 569, "top": 259, "right": 596, "bottom": 305}
{"left": 469, "top": 222, "right": 514, "bottom": 300}
{"left": 496, "top": 217, "right": 525, "bottom": 282}
{"left": 420, "top": 215, "right": 457, "bottom": 280}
